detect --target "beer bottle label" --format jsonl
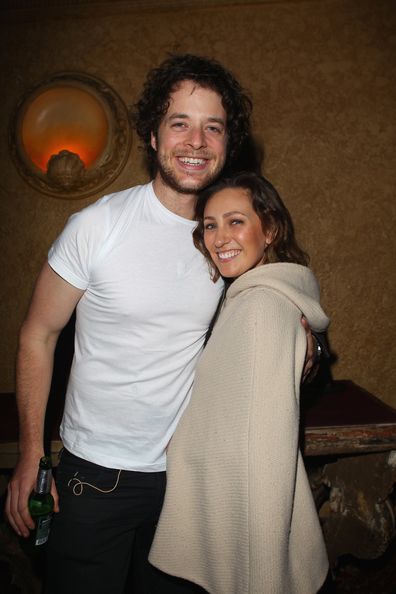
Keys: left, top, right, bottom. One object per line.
{"left": 34, "top": 513, "right": 52, "bottom": 546}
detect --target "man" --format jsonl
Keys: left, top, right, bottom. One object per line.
{"left": 6, "top": 54, "right": 315, "bottom": 593}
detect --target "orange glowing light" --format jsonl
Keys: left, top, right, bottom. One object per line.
{"left": 21, "top": 86, "right": 109, "bottom": 171}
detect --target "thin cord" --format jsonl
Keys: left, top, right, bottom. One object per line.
{"left": 67, "top": 469, "right": 122, "bottom": 496}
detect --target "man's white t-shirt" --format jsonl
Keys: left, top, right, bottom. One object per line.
{"left": 48, "top": 182, "right": 223, "bottom": 471}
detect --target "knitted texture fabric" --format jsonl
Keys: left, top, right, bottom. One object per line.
{"left": 150, "top": 263, "right": 330, "bottom": 594}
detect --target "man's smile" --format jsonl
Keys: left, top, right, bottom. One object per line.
{"left": 178, "top": 157, "right": 207, "bottom": 166}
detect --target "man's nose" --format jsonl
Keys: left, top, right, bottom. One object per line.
{"left": 186, "top": 126, "right": 206, "bottom": 149}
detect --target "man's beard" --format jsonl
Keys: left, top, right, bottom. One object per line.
{"left": 156, "top": 155, "right": 224, "bottom": 195}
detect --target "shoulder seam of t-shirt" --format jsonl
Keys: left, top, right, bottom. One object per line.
{"left": 48, "top": 184, "right": 146, "bottom": 289}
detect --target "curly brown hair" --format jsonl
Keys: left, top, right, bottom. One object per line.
{"left": 132, "top": 54, "right": 252, "bottom": 176}
{"left": 193, "top": 172, "right": 310, "bottom": 281}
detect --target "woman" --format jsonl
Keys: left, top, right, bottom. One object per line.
{"left": 150, "top": 172, "right": 330, "bottom": 594}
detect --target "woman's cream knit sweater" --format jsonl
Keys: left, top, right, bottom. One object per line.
{"left": 150, "top": 263, "right": 330, "bottom": 594}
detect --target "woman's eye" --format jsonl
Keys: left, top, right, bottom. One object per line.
{"left": 204, "top": 223, "right": 215, "bottom": 230}
{"left": 231, "top": 219, "right": 243, "bottom": 225}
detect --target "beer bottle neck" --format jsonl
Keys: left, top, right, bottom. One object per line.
{"left": 35, "top": 469, "right": 52, "bottom": 494}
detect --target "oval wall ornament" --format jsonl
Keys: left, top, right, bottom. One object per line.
{"left": 9, "top": 72, "right": 132, "bottom": 199}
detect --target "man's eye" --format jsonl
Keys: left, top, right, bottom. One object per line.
{"left": 172, "top": 122, "right": 186, "bottom": 128}
{"left": 207, "top": 126, "right": 222, "bottom": 134}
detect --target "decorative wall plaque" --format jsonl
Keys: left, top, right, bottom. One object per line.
{"left": 9, "top": 72, "right": 131, "bottom": 199}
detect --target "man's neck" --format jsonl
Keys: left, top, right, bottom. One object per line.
{"left": 152, "top": 175, "right": 197, "bottom": 220}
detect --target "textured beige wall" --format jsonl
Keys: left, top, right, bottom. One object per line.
{"left": 1, "top": 0, "right": 395, "bottom": 405}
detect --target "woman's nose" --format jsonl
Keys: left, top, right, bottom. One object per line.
{"left": 214, "top": 230, "right": 230, "bottom": 247}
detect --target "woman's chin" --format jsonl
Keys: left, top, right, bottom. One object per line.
{"left": 218, "top": 266, "right": 245, "bottom": 279}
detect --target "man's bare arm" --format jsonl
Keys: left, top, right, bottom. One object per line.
{"left": 6, "top": 263, "right": 84, "bottom": 537}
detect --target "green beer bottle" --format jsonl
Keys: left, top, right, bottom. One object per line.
{"left": 28, "top": 455, "right": 54, "bottom": 546}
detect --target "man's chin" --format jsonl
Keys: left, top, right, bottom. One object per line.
{"left": 160, "top": 170, "right": 221, "bottom": 195}
{"left": 168, "top": 174, "right": 219, "bottom": 194}
{"left": 175, "top": 180, "right": 209, "bottom": 194}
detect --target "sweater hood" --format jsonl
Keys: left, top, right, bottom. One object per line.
{"left": 226, "top": 263, "right": 329, "bottom": 332}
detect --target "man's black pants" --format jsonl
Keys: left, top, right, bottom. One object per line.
{"left": 45, "top": 449, "right": 205, "bottom": 594}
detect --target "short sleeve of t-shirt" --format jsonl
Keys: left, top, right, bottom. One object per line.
{"left": 48, "top": 199, "right": 109, "bottom": 290}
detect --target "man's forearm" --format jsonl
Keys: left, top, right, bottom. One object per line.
{"left": 7, "top": 263, "right": 83, "bottom": 537}
{"left": 16, "top": 325, "right": 59, "bottom": 456}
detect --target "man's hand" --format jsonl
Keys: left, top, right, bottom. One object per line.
{"left": 6, "top": 453, "right": 60, "bottom": 538}
{"left": 301, "top": 316, "right": 317, "bottom": 383}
